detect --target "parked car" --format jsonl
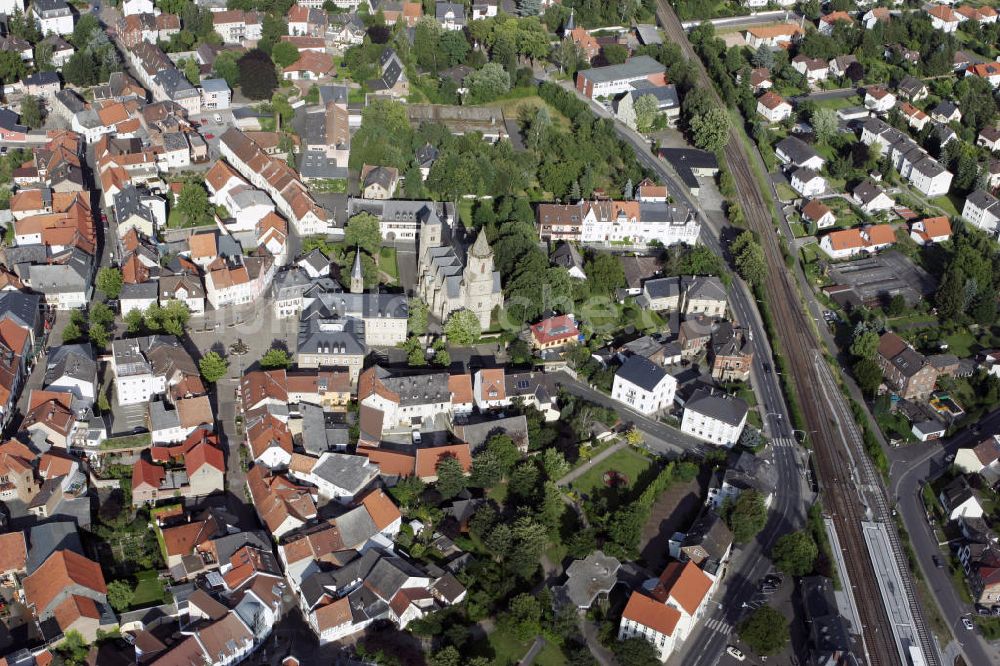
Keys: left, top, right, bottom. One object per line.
{"left": 962, "top": 617, "right": 974, "bottom": 631}
{"left": 726, "top": 646, "right": 746, "bottom": 661}
{"left": 932, "top": 556, "right": 943, "bottom": 569}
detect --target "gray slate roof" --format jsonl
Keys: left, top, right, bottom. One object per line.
{"left": 616, "top": 354, "right": 668, "bottom": 392}
{"left": 685, "top": 388, "right": 748, "bottom": 426}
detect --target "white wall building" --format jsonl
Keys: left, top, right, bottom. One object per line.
{"left": 680, "top": 389, "right": 748, "bottom": 447}
{"left": 611, "top": 355, "right": 677, "bottom": 415}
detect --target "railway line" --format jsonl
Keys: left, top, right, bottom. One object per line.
{"left": 653, "top": 3, "right": 936, "bottom": 665}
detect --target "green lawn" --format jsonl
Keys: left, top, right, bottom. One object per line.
{"left": 495, "top": 95, "right": 572, "bottom": 131}
{"left": 457, "top": 199, "right": 474, "bottom": 229}
{"left": 930, "top": 194, "right": 962, "bottom": 218}
{"left": 258, "top": 116, "right": 277, "bottom": 131}
{"left": 940, "top": 330, "right": 976, "bottom": 357}
{"left": 378, "top": 246, "right": 399, "bottom": 283}
{"left": 484, "top": 626, "right": 566, "bottom": 666}
{"left": 166, "top": 209, "right": 205, "bottom": 229}
{"left": 132, "top": 570, "right": 170, "bottom": 607}
{"left": 814, "top": 95, "right": 861, "bottom": 111}
{"left": 775, "top": 183, "right": 797, "bottom": 202}
{"left": 569, "top": 447, "right": 652, "bottom": 497}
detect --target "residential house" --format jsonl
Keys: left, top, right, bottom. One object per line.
{"left": 756, "top": 91, "right": 792, "bottom": 123}
{"left": 32, "top": 0, "right": 75, "bottom": 36}
{"left": 864, "top": 86, "right": 897, "bottom": 113}
{"left": 710, "top": 322, "right": 753, "bottom": 382}
{"left": 283, "top": 51, "right": 334, "bottom": 81}
{"left": 929, "top": 5, "right": 960, "bottom": 32}
{"left": 896, "top": 75, "right": 928, "bottom": 101}
{"left": 680, "top": 388, "right": 748, "bottom": 448}
{"left": 966, "top": 62, "right": 1000, "bottom": 89}
{"left": 955, "top": 435, "right": 1000, "bottom": 476}
{"left": 851, "top": 179, "right": 895, "bottom": 213}
{"left": 898, "top": 102, "right": 929, "bottom": 132}
{"left": 801, "top": 199, "right": 835, "bottom": 230}
{"left": 775, "top": 136, "right": 825, "bottom": 171}
{"left": 360, "top": 165, "right": 399, "bottom": 199}
{"left": 110, "top": 335, "right": 204, "bottom": 406}
{"left": 528, "top": 314, "right": 580, "bottom": 350}
{"left": 939, "top": 477, "right": 984, "bottom": 521}
{"left": 829, "top": 55, "right": 858, "bottom": 79}
{"left": 611, "top": 355, "right": 677, "bottom": 415}
{"left": 978, "top": 126, "right": 1000, "bottom": 152}
{"left": 368, "top": 48, "right": 409, "bottom": 98}
{"left": 874, "top": 331, "right": 938, "bottom": 400}
{"left": 909, "top": 217, "right": 952, "bottom": 245}
{"left": 22, "top": 549, "right": 113, "bottom": 642}
{"left": 791, "top": 55, "right": 829, "bottom": 83}
{"left": 535, "top": 199, "right": 700, "bottom": 248}
{"left": 818, "top": 11, "right": 854, "bottom": 35}
{"left": 819, "top": 224, "right": 896, "bottom": 259}
{"left": 743, "top": 24, "right": 802, "bottom": 49}
{"left": 962, "top": 190, "right": 1000, "bottom": 234}
{"left": 790, "top": 168, "right": 826, "bottom": 197}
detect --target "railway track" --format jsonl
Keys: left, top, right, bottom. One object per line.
{"left": 654, "top": 3, "right": 935, "bottom": 665}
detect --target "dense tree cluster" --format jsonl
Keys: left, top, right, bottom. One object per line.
{"left": 935, "top": 225, "right": 998, "bottom": 326}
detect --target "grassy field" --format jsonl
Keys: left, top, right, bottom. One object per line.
{"left": 484, "top": 627, "right": 566, "bottom": 666}
{"left": 569, "top": 447, "right": 652, "bottom": 497}
{"left": 775, "top": 183, "right": 797, "bottom": 202}
{"left": 458, "top": 199, "right": 474, "bottom": 229}
{"left": 940, "top": 330, "right": 976, "bottom": 357}
{"left": 166, "top": 209, "right": 207, "bottom": 229}
{"left": 378, "top": 246, "right": 399, "bottom": 282}
{"left": 132, "top": 570, "right": 170, "bottom": 607}
{"left": 814, "top": 95, "right": 862, "bottom": 111}
{"left": 930, "top": 194, "right": 962, "bottom": 217}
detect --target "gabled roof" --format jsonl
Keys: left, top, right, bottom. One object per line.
{"left": 22, "top": 550, "right": 107, "bottom": 616}
{"left": 650, "top": 560, "right": 713, "bottom": 615}
{"left": 622, "top": 591, "right": 681, "bottom": 636}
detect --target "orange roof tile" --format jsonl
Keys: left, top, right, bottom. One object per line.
{"left": 651, "top": 560, "right": 713, "bottom": 615}
{"left": 622, "top": 591, "right": 681, "bottom": 636}
{"left": 359, "top": 488, "right": 401, "bottom": 531}
{"left": 414, "top": 444, "right": 472, "bottom": 479}
{"left": 0, "top": 532, "right": 26, "bottom": 573}
{"left": 358, "top": 446, "right": 414, "bottom": 477}
{"left": 448, "top": 374, "right": 473, "bottom": 405}
{"left": 189, "top": 233, "right": 217, "bottom": 259}
{"left": 22, "top": 551, "right": 106, "bottom": 616}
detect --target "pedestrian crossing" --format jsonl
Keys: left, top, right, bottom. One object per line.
{"left": 771, "top": 437, "right": 797, "bottom": 449}
{"left": 704, "top": 617, "right": 733, "bottom": 634}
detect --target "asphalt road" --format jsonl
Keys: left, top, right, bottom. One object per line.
{"left": 557, "top": 77, "right": 812, "bottom": 666}
{"left": 888, "top": 408, "right": 1000, "bottom": 666}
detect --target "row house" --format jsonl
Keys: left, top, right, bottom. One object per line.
{"left": 637, "top": 275, "right": 728, "bottom": 318}
{"left": 117, "top": 12, "right": 181, "bottom": 48}
{"left": 22, "top": 546, "right": 115, "bottom": 642}
{"left": 70, "top": 100, "right": 143, "bottom": 144}
{"left": 212, "top": 10, "right": 264, "bottom": 46}
{"left": 110, "top": 335, "right": 205, "bottom": 406}
{"left": 536, "top": 199, "right": 700, "bottom": 247}
{"left": 0, "top": 292, "right": 42, "bottom": 430}
{"left": 220, "top": 128, "right": 332, "bottom": 235}
{"left": 132, "top": 428, "right": 225, "bottom": 505}
{"left": 859, "top": 118, "right": 953, "bottom": 197}
{"left": 205, "top": 254, "right": 275, "bottom": 309}
{"left": 241, "top": 368, "right": 351, "bottom": 412}
{"left": 288, "top": 3, "right": 328, "bottom": 36}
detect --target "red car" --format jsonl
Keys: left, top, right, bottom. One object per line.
{"left": 204, "top": 133, "right": 215, "bottom": 140}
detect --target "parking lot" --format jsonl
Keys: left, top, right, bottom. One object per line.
{"left": 109, "top": 401, "right": 148, "bottom": 436}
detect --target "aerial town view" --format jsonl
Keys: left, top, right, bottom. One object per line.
{"left": 1, "top": 0, "right": 1000, "bottom": 664}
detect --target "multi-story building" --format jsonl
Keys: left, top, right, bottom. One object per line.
{"left": 110, "top": 335, "right": 203, "bottom": 406}
{"left": 859, "top": 118, "right": 953, "bottom": 197}
{"left": 536, "top": 200, "right": 701, "bottom": 247}
{"left": 575, "top": 56, "right": 665, "bottom": 98}
{"left": 874, "top": 331, "right": 938, "bottom": 400}
{"left": 611, "top": 355, "right": 677, "bottom": 415}
{"left": 680, "top": 389, "right": 748, "bottom": 447}
{"left": 32, "top": 0, "right": 75, "bottom": 35}
{"left": 962, "top": 190, "right": 1000, "bottom": 235}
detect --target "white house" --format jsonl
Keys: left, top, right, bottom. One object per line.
{"left": 929, "top": 5, "right": 960, "bottom": 32}
{"left": 32, "top": 0, "right": 75, "bottom": 36}
{"left": 962, "top": 190, "right": 1000, "bottom": 235}
{"left": 121, "top": 0, "right": 155, "bottom": 15}
{"left": 680, "top": 389, "right": 748, "bottom": 447}
{"left": 791, "top": 55, "right": 829, "bottom": 83}
{"left": 864, "top": 87, "right": 896, "bottom": 113}
{"left": 43, "top": 344, "right": 96, "bottom": 406}
{"left": 290, "top": 452, "right": 379, "bottom": 503}
{"left": 472, "top": 369, "right": 510, "bottom": 411}
{"left": 938, "top": 478, "right": 984, "bottom": 521}
{"left": 954, "top": 435, "right": 1000, "bottom": 475}
{"left": 120, "top": 282, "right": 159, "bottom": 318}
{"left": 789, "top": 168, "right": 826, "bottom": 197}
{"left": 618, "top": 560, "right": 715, "bottom": 661}
{"left": 611, "top": 355, "right": 677, "bottom": 416}
{"left": 756, "top": 92, "right": 792, "bottom": 123}
{"left": 775, "top": 136, "right": 825, "bottom": 171}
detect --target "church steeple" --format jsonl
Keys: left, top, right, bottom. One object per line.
{"left": 350, "top": 248, "right": 364, "bottom": 294}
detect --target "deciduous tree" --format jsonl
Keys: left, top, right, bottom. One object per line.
{"left": 199, "top": 351, "right": 229, "bottom": 383}
{"left": 690, "top": 107, "right": 731, "bottom": 152}
{"left": 260, "top": 348, "right": 292, "bottom": 369}
{"left": 444, "top": 309, "right": 481, "bottom": 345}
{"left": 435, "top": 455, "right": 467, "bottom": 499}
{"left": 238, "top": 49, "right": 277, "bottom": 100}
{"left": 96, "top": 267, "right": 124, "bottom": 298}
{"left": 739, "top": 606, "right": 790, "bottom": 655}
{"left": 772, "top": 530, "right": 818, "bottom": 576}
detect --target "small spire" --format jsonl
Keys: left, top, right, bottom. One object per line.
{"left": 351, "top": 246, "right": 363, "bottom": 279}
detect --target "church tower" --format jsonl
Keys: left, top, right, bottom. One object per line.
{"left": 350, "top": 248, "right": 364, "bottom": 294}
{"left": 463, "top": 231, "right": 496, "bottom": 296}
